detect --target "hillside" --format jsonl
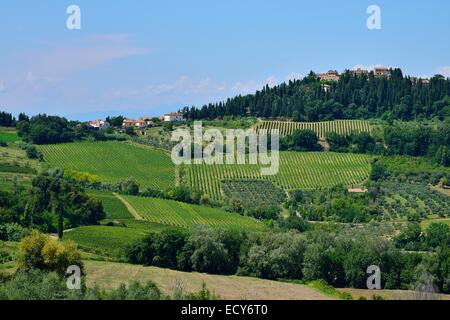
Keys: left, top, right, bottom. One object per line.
{"left": 182, "top": 69, "right": 450, "bottom": 122}
{"left": 121, "top": 195, "right": 264, "bottom": 231}
{"left": 38, "top": 141, "right": 175, "bottom": 190}
{"left": 186, "top": 152, "right": 371, "bottom": 200}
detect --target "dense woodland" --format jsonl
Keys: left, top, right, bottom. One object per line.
{"left": 182, "top": 69, "right": 450, "bottom": 121}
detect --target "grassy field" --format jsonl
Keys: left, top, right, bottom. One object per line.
{"left": 64, "top": 221, "right": 171, "bottom": 257}
{"left": 84, "top": 260, "right": 331, "bottom": 300}
{"left": 0, "top": 241, "right": 19, "bottom": 275}
{"left": 255, "top": 120, "right": 371, "bottom": 138}
{"left": 87, "top": 190, "right": 133, "bottom": 220}
{"left": 420, "top": 217, "right": 450, "bottom": 229}
{"left": 186, "top": 152, "right": 371, "bottom": 200}
{"left": 38, "top": 141, "right": 175, "bottom": 190}
{"left": 121, "top": 195, "right": 265, "bottom": 231}
{"left": 381, "top": 156, "right": 450, "bottom": 176}
{"left": 0, "top": 142, "right": 38, "bottom": 192}
{"left": 0, "top": 128, "right": 20, "bottom": 143}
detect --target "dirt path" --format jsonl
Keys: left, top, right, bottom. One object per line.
{"left": 113, "top": 193, "right": 144, "bottom": 220}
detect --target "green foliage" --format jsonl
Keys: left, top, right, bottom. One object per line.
{"left": 0, "top": 112, "right": 15, "bottom": 127}
{"left": 18, "top": 230, "right": 83, "bottom": 277}
{"left": 370, "top": 159, "right": 387, "bottom": 181}
{"left": 119, "top": 178, "right": 140, "bottom": 195}
{"left": 394, "top": 223, "right": 423, "bottom": 250}
{"left": 126, "top": 226, "right": 244, "bottom": 275}
{"left": 183, "top": 70, "right": 450, "bottom": 121}
{"left": 183, "top": 282, "right": 220, "bottom": 300}
{"left": 425, "top": 223, "right": 450, "bottom": 249}
{"left": 108, "top": 281, "right": 161, "bottom": 300}
{"left": 326, "top": 131, "right": 381, "bottom": 154}
{"left": 0, "top": 268, "right": 165, "bottom": 300}
{"left": 25, "top": 145, "right": 43, "bottom": 160}
{"left": 280, "top": 129, "right": 322, "bottom": 152}
{"left": 308, "top": 280, "right": 353, "bottom": 300}
{"left": 0, "top": 223, "right": 27, "bottom": 241}
{"left": 106, "top": 115, "right": 125, "bottom": 127}
{"left": 17, "top": 115, "right": 77, "bottom": 145}
{"left": 222, "top": 179, "right": 286, "bottom": 212}
{"left": 380, "top": 156, "right": 450, "bottom": 185}
{"left": 383, "top": 122, "right": 450, "bottom": 166}
{"left": 0, "top": 269, "right": 77, "bottom": 300}
{"left": 373, "top": 181, "right": 449, "bottom": 221}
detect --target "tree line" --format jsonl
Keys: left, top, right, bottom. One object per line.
{"left": 0, "top": 169, "right": 105, "bottom": 237}
{"left": 182, "top": 69, "right": 450, "bottom": 121}
{"left": 125, "top": 224, "right": 450, "bottom": 293}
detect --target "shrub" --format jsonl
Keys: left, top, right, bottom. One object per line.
{"left": 17, "top": 230, "right": 83, "bottom": 277}
{"left": 0, "top": 223, "right": 27, "bottom": 241}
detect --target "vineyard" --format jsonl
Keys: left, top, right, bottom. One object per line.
{"left": 38, "top": 141, "right": 175, "bottom": 190}
{"left": 122, "top": 195, "right": 265, "bottom": 231}
{"left": 222, "top": 179, "right": 286, "bottom": 209}
{"left": 186, "top": 152, "right": 371, "bottom": 200}
{"left": 255, "top": 120, "right": 371, "bottom": 138}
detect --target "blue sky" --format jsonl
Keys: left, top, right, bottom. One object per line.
{"left": 1, "top": 0, "right": 449, "bottom": 120}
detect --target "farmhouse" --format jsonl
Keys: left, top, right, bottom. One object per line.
{"left": 373, "top": 67, "right": 391, "bottom": 78}
{"left": 88, "top": 119, "right": 110, "bottom": 130}
{"left": 164, "top": 112, "right": 185, "bottom": 122}
{"left": 122, "top": 119, "right": 148, "bottom": 129}
{"left": 317, "top": 70, "right": 340, "bottom": 82}
{"left": 353, "top": 68, "right": 369, "bottom": 77}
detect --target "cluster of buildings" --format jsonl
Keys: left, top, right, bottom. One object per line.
{"left": 318, "top": 67, "right": 430, "bottom": 92}
{"left": 88, "top": 112, "right": 184, "bottom": 130}
{"left": 317, "top": 67, "right": 392, "bottom": 82}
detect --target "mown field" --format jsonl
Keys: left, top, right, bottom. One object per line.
{"left": 186, "top": 152, "right": 371, "bottom": 200}
{"left": 121, "top": 195, "right": 265, "bottom": 231}
{"left": 0, "top": 128, "right": 20, "bottom": 143}
{"left": 255, "top": 120, "right": 371, "bottom": 138}
{"left": 38, "top": 141, "right": 175, "bottom": 190}
{"left": 84, "top": 260, "right": 331, "bottom": 300}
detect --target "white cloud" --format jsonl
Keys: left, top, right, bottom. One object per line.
{"left": 18, "top": 34, "right": 149, "bottom": 86}
{"left": 353, "top": 64, "right": 392, "bottom": 71}
{"left": 437, "top": 66, "right": 450, "bottom": 77}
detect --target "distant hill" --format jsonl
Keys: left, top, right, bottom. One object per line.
{"left": 182, "top": 69, "right": 450, "bottom": 122}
